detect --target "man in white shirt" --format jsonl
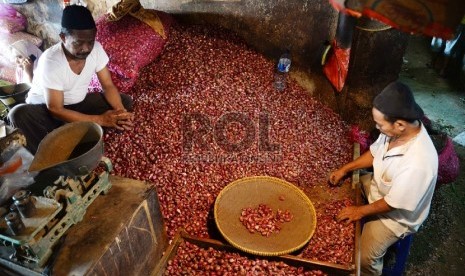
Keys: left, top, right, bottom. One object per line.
{"left": 8, "top": 5, "right": 133, "bottom": 154}
{"left": 329, "top": 81, "right": 438, "bottom": 275}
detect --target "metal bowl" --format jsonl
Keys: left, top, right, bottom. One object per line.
{"left": 28, "top": 121, "right": 104, "bottom": 177}
{"left": 214, "top": 176, "right": 317, "bottom": 256}
{"left": 0, "top": 83, "right": 30, "bottom": 109}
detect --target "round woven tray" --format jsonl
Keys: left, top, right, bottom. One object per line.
{"left": 214, "top": 176, "right": 317, "bottom": 256}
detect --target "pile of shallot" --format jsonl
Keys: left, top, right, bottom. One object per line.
{"left": 240, "top": 204, "right": 293, "bottom": 236}
{"left": 103, "top": 23, "right": 355, "bottom": 268}
{"left": 90, "top": 11, "right": 174, "bottom": 93}
{"left": 164, "top": 241, "right": 327, "bottom": 275}
{"left": 300, "top": 198, "right": 355, "bottom": 264}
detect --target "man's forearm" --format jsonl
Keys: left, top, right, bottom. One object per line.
{"left": 336, "top": 197, "right": 393, "bottom": 223}
{"left": 48, "top": 106, "right": 102, "bottom": 124}
{"left": 102, "top": 85, "right": 125, "bottom": 110}
{"left": 341, "top": 150, "right": 374, "bottom": 173}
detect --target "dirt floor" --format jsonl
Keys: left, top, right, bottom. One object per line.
{"left": 400, "top": 35, "right": 465, "bottom": 276}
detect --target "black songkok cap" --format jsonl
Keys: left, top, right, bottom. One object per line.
{"left": 373, "top": 81, "right": 424, "bottom": 121}
{"left": 61, "top": 5, "right": 96, "bottom": 30}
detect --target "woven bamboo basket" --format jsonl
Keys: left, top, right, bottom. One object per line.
{"left": 214, "top": 176, "right": 317, "bottom": 256}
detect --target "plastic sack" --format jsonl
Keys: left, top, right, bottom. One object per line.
{"left": 348, "top": 125, "right": 370, "bottom": 153}
{"left": 423, "top": 116, "right": 460, "bottom": 185}
{"left": 0, "top": 143, "right": 37, "bottom": 206}
{"left": 0, "top": 4, "right": 27, "bottom": 34}
{"left": 90, "top": 11, "right": 174, "bottom": 93}
{"left": 437, "top": 136, "right": 460, "bottom": 185}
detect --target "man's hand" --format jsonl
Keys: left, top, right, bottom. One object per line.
{"left": 19, "top": 58, "right": 34, "bottom": 81}
{"left": 100, "top": 109, "right": 134, "bottom": 130}
{"left": 336, "top": 206, "right": 363, "bottom": 224}
{"left": 328, "top": 151, "right": 374, "bottom": 186}
{"left": 328, "top": 168, "right": 347, "bottom": 186}
{"left": 336, "top": 199, "right": 393, "bottom": 225}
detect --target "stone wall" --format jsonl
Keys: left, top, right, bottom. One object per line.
{"left": 13, "top": 0, "right": 338, "bottom": 70}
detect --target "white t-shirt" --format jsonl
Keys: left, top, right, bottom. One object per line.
{"left": 369, "top": 124, "right": 438, "bottom": 237}
{"left": 26, "top": 41, "right": 108, "bottom": 105}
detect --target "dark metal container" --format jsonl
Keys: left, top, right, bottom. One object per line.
{"left": 28, "top": 122, "right": 104, "bottom": 177}
{"left": 0, "top": 83, "right": 30, "bottom": 109}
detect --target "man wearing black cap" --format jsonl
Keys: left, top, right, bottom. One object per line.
{"left": 329, "top": 81, "right": 438, "bottom": 275}
{"left": 8, "top": 5, "right": 133, "bottom": 154}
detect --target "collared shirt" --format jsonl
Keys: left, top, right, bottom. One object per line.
{"left": 369, "top": 124, "right": 438, "bottom": 237}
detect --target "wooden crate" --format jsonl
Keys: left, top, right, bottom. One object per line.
{"left": 153, "top": 143, "right": 363, "bottom": 276}
{"left": 152, "top": 229, "right": 359, "bottom": 275}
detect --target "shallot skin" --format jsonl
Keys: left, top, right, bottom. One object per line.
{"left": 104, "top": 24, "right": 355, "bottom": 266}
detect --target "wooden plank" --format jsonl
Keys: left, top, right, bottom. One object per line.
{"left": 151, "top": 230, "right": 186, "bottom": 276}
{"left": 352, "top": 142, "right": 362, "bottom": 276}
{"left": 354, "top": 190, "right": 362, "bottom": 276}
{"left": 352, "top": 142, "right": 361, "bottom": 190}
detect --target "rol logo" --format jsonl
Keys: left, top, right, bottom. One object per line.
{"left": 182, "top": 112, "right": 282, "bottom": 164}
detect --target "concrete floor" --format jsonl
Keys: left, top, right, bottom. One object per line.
{"left": 401, "top": 35, "right": 465, "bottom": 139}
{"left": 400, "top": 35, "right": 465, "bottom": 276}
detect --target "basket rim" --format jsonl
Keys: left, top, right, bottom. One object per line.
{"left": 214, "top": 175, "right": 317, "bottom": 256}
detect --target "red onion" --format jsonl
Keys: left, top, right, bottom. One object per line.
{"left": 103, "top": 24, "right": 355, "bottom": 265}
{"left": 300, "top": 198, "right": 355, "bottom": 265}
{"left": 240, "top": 204, "right": 293, "bottom": 236}
{"left": 164, "top": 241, "right": 327, "bottom": 275}
{"left": 89, "top": 11, "right": 175, "bottom": 93}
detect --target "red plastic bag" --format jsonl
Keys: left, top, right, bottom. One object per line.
{"left": 0, "top": 4, "right": 27, "bottom": 33}
{"left": 323, "top": 40, "right": 351, "bottom": 92}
